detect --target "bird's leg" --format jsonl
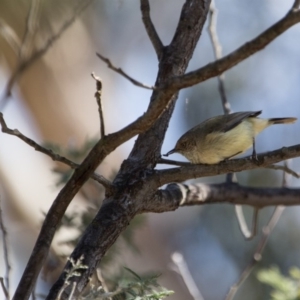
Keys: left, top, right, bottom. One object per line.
{"left": 251, "top": 138, "right": 258, "bottom": 161}
{"left": 223, "top": 151, "right": 242, "bottom": 161}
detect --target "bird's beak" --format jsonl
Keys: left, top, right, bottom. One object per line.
{"left": 163, "top": 149, "right": 177, "bottom": 157}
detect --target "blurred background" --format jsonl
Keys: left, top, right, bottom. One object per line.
{"left": 0, "top": 0, "right": 300, "bottom": 299}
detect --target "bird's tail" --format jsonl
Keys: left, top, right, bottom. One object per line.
{"left": 269, "top": 117, "right": 297, "bottom": 124}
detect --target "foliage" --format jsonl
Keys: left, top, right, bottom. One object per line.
{"left": 58, "top": 260, "right": 173, "bottom": 300}
{"left": 257, "top": 266, "right": 300, "bottom": 300}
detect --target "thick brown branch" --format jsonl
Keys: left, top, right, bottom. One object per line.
{"left": 166, "top": 7, "right": 300, "bottom": 90}
{"left": 46, "top": 1, "right": 212, "bottom": 299}
{"left": 12, "top": 16, "right": 199, "bottom": 300}
{"left": 153, "top": 145, "right": 300, "bottom": 185}
{"left": 143, "top": 182, "right": 300, "bottom": 213}
{"left": 140, "top": 0, "right": 164, "bottom": 59}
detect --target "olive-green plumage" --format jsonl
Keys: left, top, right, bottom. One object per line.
{"left": 164, "top": 111, "right": 297, "bottom": 164}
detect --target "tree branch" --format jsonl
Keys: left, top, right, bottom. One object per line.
{"left": 153, "top": 145, "right": 300, "bottom": 186}
{"left": 140, "top": 0, "right": 164, "bottom": 59}
{"left": 293, "top": 0, "right": 300, "bottom": 10}
{"left": 143, "top": 182, "right": 300, "bottom": 213}
{"left": 171, "top": 252, "right": 204, "bottom": 300}
{"left": 266, "top": 164, "right": 300, "bottom": 178}
{"left": 166, "top": 6, "right": 300, "bottom": 90}
{"left": 0, "top": 112, "right": 111, "bottom": 188}
{"left": 46, "top": 1, "right": 212, "bottom": 299}
{"left": 14, "top": 1, "right": 300, "bottom": 299}
{"left": 225, "top": 163, "right": 290, "bottom": 300}
{"left": 13, "top": 2, "right": 211, "bottom": 296}
{"left": 96, "top": 53, "right": 155, "bottom": 90}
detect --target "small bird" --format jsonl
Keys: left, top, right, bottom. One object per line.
{"left": 164, "top": 111, "right": 297, "bottom": 164}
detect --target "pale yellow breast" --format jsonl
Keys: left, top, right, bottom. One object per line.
{"left": 193, "top": 120, "right": 257, "bottom": 164}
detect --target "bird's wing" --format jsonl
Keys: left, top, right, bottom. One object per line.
{"left": 186, "top": 111, "right": 262, "bottom": 135}
{"left": 218, "top": 111, "right": 262, "bottom": 132}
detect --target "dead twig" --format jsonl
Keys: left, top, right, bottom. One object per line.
{"left": 208, "top": 0, "right": 231, "bottom": 115}
{"left": 0, "top": 277, "right": 9, "bottom": 300}
{"left": 19, "top": 0, "right": 41, "bottom": 60}
{"left": 0, "top": 201, "right": 11, "bottom": 300}
{"left": 0, "top": 112, "right": 111, "bottom": 189}
{"left": 140, "top": 0, "right": 164, "bottom": 59}
{"left": 96, "top": 52, "right": 156, "bottom": 90}
{"left": 0, "top": 19, "right": 20, "bottom": 54}
{"left": 266, "top": 164, "right": 300, "bottom": 178}
{"left": 171, "top": 252, "right": 204, "bottom": 300}
{"left": 226, "top": 206, "right": 285, "bottom": 300}
{"left": 91, "top": 73, "right": 105, "bottom": 138}
{"left": 225, "top": 162, "right": 289, "bottom": 300}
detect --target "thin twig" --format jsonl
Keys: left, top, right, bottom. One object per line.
{"left": 226, "top": 206, "right": 285, "bottom": 300}
{"left": 57, "top": 282, "right": 69, "bottom": 300}
{"left": 0, "top": 0, "right": 95, "bottom": 109}
{"left": 0, "top": 113, "right": 112, "bottom": 189}
{"left": 208, "top": 1, "right": 236, "bottom": 188}
{"left": 68, "top": 282, "right": 77, "bottom": 300}
{"left": 96, "top": 268, "right": 111, "bottom": 299}
{"left": 19, "top": 0, "right": 41, "bottom": 60}
{"left": 235, "top": 206, "right": 259, "bottom": 240}
{"left": 96, "top": 52, "right": 156, "bottom": 90}
{"left": 208, "top": 0, "right": 231, "bottom": 115}
{"left": 91, "top": 73, "right": 105, "bottom": 138}
{"left": 0, "top": 277, "right": 9, "bottom": 300}
{"left": 225, "top": 162, "right": 289, "bottom": 300}
{"left": 266, "top": 164, "right": 300, "bottom": 178}
{"left": 0, "top": 201, "right": 11, "bottom": 300}
{"left": 31, "top": 288, "right": 36, "bottom": 300}
{"left": 140, "top": 0, "right": 164, "bottom": 59}
{"left": 0, "top": 19, "right": 20, "bottom": 54}
{"left": 171, "top": 252, "right": 204, "bottom": 300}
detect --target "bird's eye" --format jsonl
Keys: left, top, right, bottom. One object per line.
{"left": 180, "top": 141, "right": 187, "bottom": 148}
